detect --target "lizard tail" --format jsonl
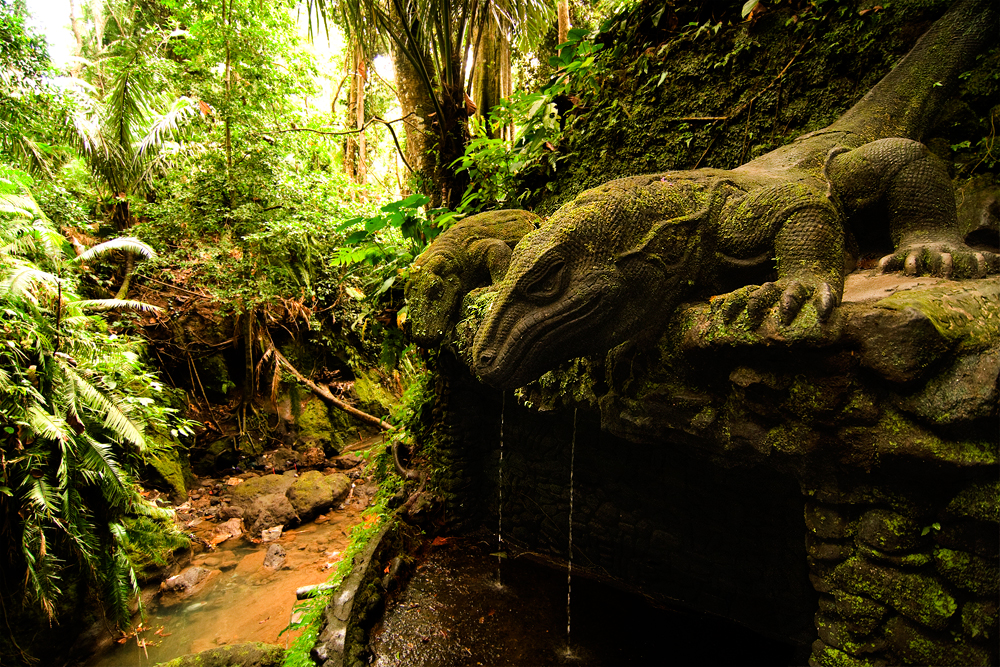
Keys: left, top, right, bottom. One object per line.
{"left": 828, "top": 0, "right": 998, "bottom": 143}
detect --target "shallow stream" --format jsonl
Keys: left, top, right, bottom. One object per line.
{"left": 372, "top": 537, "right": 797, "bottom": 666}
{"left": 83, "top": 505, "right": 363, "bottom": 667}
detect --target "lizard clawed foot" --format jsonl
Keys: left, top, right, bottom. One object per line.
{"left": 713, "top": 279, "right": 839, "bottom": 329}
{"left": 878, "top": 241, "right": 999, "bottom": 279}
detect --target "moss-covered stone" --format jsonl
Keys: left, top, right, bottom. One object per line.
{"left": 295, "top": 397, "right": 345, "bottom": 454}
{"left": 815, "top": 613, "right": 886, "bottom": 654}
{"left": 857, "top": 509, "right": 921, "bottom": 553}
{"left": 147, "top": 428, "right": 187, "bottom": 500}
{"left": 884, "top": 615, "right": 992, "bottom": 667}
{"left": 810, "top": 639, "right": 884, "bottom": 667}
{"left": 228, "top": 473, "right": 296, "bottom": 504}
{"left": 287, "top": 470, "right": 351, "bottom": 520}
{"left": 806, "top": 503, "right": 854, "bottom": 540}
{"left": 961, "top": 600, "right": 998, "bottom": 641}
{"left": 353, "top": 369, "right": 396, "bottom": 417}
{"left": 933, "top": 547, "right": 999, "bottom": 596}
{"left": 832, "top": 556, "right": 957, "bottom": 630}
{"left": 945, "top": 481, "right": 1000, "bottom": 523}
{"left": 153, "top": 641, "right": 284, "bottom": 667}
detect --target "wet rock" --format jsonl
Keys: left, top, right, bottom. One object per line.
{"left": 208, "top": 517, "right": 244, "bottom": 547}
{"left": 287, "top": 470, "right": 351, "bottom": 521}
{"left": 263, "top": 544, "right": 287, "bottom": 570}
{"left": 330, "top": 454, "right": 363, "bottom": 469}
{"left": 261, "top": 525, "right": 283, "bottom": 542}
{"left": 161, "top": 566, "right": 212, "bottom": 592}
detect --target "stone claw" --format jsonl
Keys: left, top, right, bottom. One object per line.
{"left": 747, "top": 282, "right": 781, "bottom": 327}
{"left": 816, "top": 283, "right": 837, "bottom": 321}
{"left": 779, "top": 281, "right": 809, "bottom": 326}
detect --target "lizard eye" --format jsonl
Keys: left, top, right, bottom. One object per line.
{"left": 521, "top": 259, "right": 567, "bottom": 302}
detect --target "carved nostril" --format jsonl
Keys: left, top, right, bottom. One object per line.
{"left": 479, "top": 350, "right": 495, "bottom": 366}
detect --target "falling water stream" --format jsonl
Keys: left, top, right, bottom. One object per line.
{"left": 566, "top": 407, "right": 577, "bottom": 659}
{"left": 497, "top": 391, "right": 505, "bottom": 588}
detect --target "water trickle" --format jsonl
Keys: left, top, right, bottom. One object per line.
{"left": 567, "top": 407, "right": 577, "bottom": 655}
{"left": 497, "top": 392, "right": 505, "bottom": 588}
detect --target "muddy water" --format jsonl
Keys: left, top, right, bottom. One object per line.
{"left": 372, "top": 537, "right": 797, "bottom": 666}
{"left": 84, "top": 504, "right": 364, "bottom": 667}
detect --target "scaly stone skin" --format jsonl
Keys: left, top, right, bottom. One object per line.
{"left": 470, "top": 0, "right": 1000, "bottom": 389}
{"left": 405, "top": 209, "right": 538, "bottom": 346}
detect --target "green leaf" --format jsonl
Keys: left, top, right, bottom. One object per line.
{"left": 742, "top": 0, "right": 759, "bottom": 18}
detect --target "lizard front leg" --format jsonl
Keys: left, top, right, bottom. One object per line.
{"left": 714, "top": 183, "right": 844, "bottom": 328}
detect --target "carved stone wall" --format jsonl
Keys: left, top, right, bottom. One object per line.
{"left": 428, "top": 273, "right": 999, "bottom": 665}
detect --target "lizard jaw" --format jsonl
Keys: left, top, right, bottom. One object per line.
{"left": 473, "top": 290, "right": 606, "bottom": 389}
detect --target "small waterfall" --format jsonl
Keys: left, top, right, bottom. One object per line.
{"left": 566, "top": 407, "right": 577, "bottom": 657}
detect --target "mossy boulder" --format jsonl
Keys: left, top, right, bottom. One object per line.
{"left": 227, "top": 473, "right": 299, "bottom": 536}
{"left": 153, "top": 642, "right": 284, "bottom": 667}
{"left": 884, "top": 615, "right": 991, "bottom": 667}
{"left": 857, "top": 510, "right": 921, "bottom": 553}
{"left": 295, "top": 397, "right": 346, "bottom": 454}
{"left": 146, "top": 429, "right": 188, "bottom": 501}
{"left": 287, "top": 470, "right": 351, "bottom": 521}
{"left": 352, "top": 368, "right": 395, "bottom": 417}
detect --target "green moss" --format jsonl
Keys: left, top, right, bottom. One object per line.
{"left": 296, "top": 397, "right": 345, "bottom": 453}
{"left": 353, "top": 368, "right": 395, "bottom": 416}
{"left": 876, "top": 280, "right": 1000, "bottom": 352}
{"left": 872, "top": 407, "right": 998, "bottom": 467}
{"left": 961, "top": 600, "right": 998, "bottom": 640}
{"left": 124, "top": 514, "right": 190, "bottom": 582}
{"left": 146, "top": 427, "right": 187, "bottom": 500}
{"left": 153, "top": 642, "right": 284, "bottom": 667}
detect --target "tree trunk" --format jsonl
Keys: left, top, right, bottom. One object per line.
{"left": 472, "top": 19, "right": 507, "bottom": 138}
{"left": 557, "top": 0, "right": 570, "bottom": 48}
{"left": 345, "top": 43, "right": 367, "bottom": 184}
{"left": 391, "top": 44, "right": 436, "bottom": 196}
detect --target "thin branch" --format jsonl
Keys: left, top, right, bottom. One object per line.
{"left": 270, "top": 345, "right": 394, "bottom": 431}
{"left": 267, "top": 115, "right": 416, "bottom": 174}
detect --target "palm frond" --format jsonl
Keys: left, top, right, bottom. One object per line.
{"left": 0, "top": 262, "right": 59, "bottom": 305}
{"left": 137, "top": 96, "right": 198, "bottom": 160}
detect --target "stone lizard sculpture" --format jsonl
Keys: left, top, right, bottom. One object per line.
{"left": 467, "top": 0, "right": 999, "bottom": 389}
{"left": 405, "top": 209, "right": 538, "bottom": 346}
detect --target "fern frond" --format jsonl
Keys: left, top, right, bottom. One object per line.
{"left": 73, "top": 237, "right": 156, "bottom": 263}
{"left": 27, "top": 405, "right": 70, "bottom": 443}
{"left": 0, "top": 263, "right": 59, "bottom": 304}
{"left": 71, "top": 298, "right": 163, "bottom": 313}
{"left": 60, "top": 363, "right": 145, "bottom": 448}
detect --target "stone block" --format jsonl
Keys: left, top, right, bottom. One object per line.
{"left": 809, "top": 640, "right": 886, "bottom": 667}
{"left": 815, "top": 614, "right": 886, "bottom": 654}
{"left": 832, "top": 556, "right": 956, "bottom": 630}
{"left": 962, "top": 600, "right": 998, "bottom": 641}
{"left": 934, "top": 547, "right": 999, "bottom": 596}
{"left": 884, "top": 615, "right": 992, "bottom": 667}
{"left": 857, "top": 509, "right": 921, "bottom": 552}
{"left": 806, "top": 503, "right": 852, "bottom": 539}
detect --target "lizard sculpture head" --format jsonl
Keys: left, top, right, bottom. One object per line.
{"left": 405, "top": 210, "right": 539, "bottom": 347}
{"left": 405, "top": 252, "right": 465, "bottom": 346}
{"left": 472, "top": 176, "right": 704, "bottom": 389}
